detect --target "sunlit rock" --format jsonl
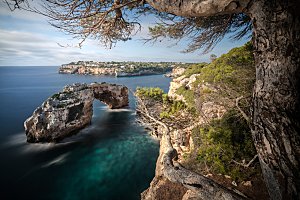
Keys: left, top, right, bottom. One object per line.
{"left": 24, "top": 82, "right": 128, "bottom": 143}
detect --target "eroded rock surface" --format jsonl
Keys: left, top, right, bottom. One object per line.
{"left": 138, "top": 69, "right": 245, "bottom": 200}
{"left": 24, "top": 82, "right": 128, "bottom": 143}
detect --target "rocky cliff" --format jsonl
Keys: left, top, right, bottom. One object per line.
{"left": 139, "top": 43, "right": 268, "bottom": 200}
{"left": 24, "top": 82, "right": 128, "bottom": 143}
{"left": 137, "top": 91, "right": 245, "bottom": 200}
{"left": 59, "top": 65, "right": 116, "bottom": 75}
{"left": 168, "top": 73, "right": 200, "bottom": 103}
{"left": 59, "top": 61, "right": 196, "bottom": 77}
{"left": 137, "top": 73, "right": 237, "bottom": 200}
{"left": 165, "top": 67, "right": 186, "bottom": 78}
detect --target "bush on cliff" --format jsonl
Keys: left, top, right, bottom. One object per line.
{"left": 178, "top": 42, "right": 258, "bottom": 182}
{"left": 136, "top": 87, "right": 164, "bottom": 101}
{"left": 176, "top": 42, "right": 255, "bottom": 111}
{"left": 192, "top": 110, "right": 257, "bottom": 181}
{"left": 182, "top": 62, "right": 207, "bottom": 78}
{"left": 194, "top": 41, "right": 254, "bottom": 99}
{"left": 136, "top": 87, "right": 186, "bottom": 119}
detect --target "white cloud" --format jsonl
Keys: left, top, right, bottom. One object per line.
{"left": 0, "top": 27, "right": 240, "bottom": 66}
{"left": 0, "top": 2, "right": 248, "bottom": 66}
{"left": 0, "top": 29, "right": 110, "bottom": 66}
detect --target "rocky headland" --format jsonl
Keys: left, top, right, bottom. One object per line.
{"left": 137, "top": 43, "right": 269, "bottom": 200}
{"left": 59, "top": 61, "right": 195, "bottom": 77}
{"left": 136, "top": 85, "right": 243, "bottom": 200}
{"left": 24, "top": 82, "right": 128, "bottom": 143}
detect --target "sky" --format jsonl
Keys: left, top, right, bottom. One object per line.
{"left": 0, "top": 1, "right": 248, "bottom": 66}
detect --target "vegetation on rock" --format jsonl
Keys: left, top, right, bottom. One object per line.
{"left": 138, "top": 42, "right": 260, "bottom": 186}
{"left": 174, "top": 42, "right": 258, "bottom": 181}
{"left": 136, "top": 87, "right": 165, "bottom": 101}
{"left": 182, "top": 63, "right": 207, "bottom": 78}
{"left": 136, "top": 87, "right": 186, "bottom": 119}
{"left": 191, "top": 110, "right": 257, "bottom": 181}
{"left": 176, "top": 42, "right": 255, "bottom": 112}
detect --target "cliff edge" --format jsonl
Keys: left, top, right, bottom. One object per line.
{"left": 138, "top": 43, "right": 269, "bottom": 200}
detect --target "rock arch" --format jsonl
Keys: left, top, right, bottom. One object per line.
{"left": 24, "top": 82, "right": 128, "bottom": 143}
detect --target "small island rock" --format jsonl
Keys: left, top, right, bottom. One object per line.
{"left": 24, "top": 82, "right": 128, "bottom": 143}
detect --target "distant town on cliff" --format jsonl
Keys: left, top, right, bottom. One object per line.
{"left": 59, "top": 61, "right": 197, "bottom": 77}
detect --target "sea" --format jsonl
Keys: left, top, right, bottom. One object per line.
{"left": 0, "top": 66, "right": 171, "bottom": 200}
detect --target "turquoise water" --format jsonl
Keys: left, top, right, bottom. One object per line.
{"left": 0, "top": 66, "right": 171, "bottom": 200}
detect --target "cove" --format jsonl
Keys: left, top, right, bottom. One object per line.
{"left": 0, "top": 66, "right": 171, "bottom": 200}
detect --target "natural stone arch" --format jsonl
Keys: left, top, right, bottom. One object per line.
{"left": 90, "top": 83, "right": 129, "bottom": 109}
{"left": 24, "top": 82, "right": 129, "bottom": 143}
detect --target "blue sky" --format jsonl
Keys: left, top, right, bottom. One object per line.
{"left": 0, "top": 1, "right": 248, "bottom": 66}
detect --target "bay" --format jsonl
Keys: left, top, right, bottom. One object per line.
{"left": 0, "top": 66, "right": 171, "bottom": 200}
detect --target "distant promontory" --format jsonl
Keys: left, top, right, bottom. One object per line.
{"left": 59, "top": 61, "right": 195, "bottom": 77}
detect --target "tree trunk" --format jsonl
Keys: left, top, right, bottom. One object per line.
{"left": 249, "top": 0, "right": 300, "bottom": 199}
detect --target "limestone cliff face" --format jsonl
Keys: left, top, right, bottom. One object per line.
{"left": 141, "top": 131, "right": 189, "bottom": 200}
{"left": 24, "top": 82, "right": 128, "bottom": 143}
{"left": 166, "top": 67, "right": 186, "bottom": 78}
{"left": 59, "top": 65, "right": 116, "bottom": 75}
{"left": 169, "top": 74, "right": 199, "bottom": 99}
{"left": 77, "top": 67, "right": 116, "bottom": 75}
{"left": 141, "top": 43, "right": 258, "bottom": 200}
{"left": 140, "top": 75, "right": 232, "bottom": 200}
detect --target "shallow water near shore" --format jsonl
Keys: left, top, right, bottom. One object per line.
{"left": 0, "top": 66, "right": 170, "bottom": 200}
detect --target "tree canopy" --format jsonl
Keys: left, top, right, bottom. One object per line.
{"left": 5, "top": 0, "right": 251, "bottom": 52}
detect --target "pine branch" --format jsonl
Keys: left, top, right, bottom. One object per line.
{"left": 235, "top": 96, "right": 250, "bottom": 123}
{"left": 232, "top": 154, "right": 258, "bottom": 168}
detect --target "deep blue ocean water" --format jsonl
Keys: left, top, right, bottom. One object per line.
{"left": 0, "top": 66, "right": 171, "bottom": 200}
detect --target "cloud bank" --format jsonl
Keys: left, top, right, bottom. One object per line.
{"left": 0, "top": 2, "right": 248, "bottom": 66}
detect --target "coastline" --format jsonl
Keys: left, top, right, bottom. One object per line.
{"left": 135, "top": 93, "right": 247, "bottom": 200}
{"left": 0, "top": 66, "right": 169, "bottom": 200}
{"left": 58, "top": 61, "right": 195, "bottom": 77}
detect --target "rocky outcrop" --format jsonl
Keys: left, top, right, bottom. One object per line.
{"left": 165, "top": 67, "right": 186, "bottom": 78}
{"left": 138, "top": 73, "right": 246, "bottom": 200}
{"left": 24, "top": 82, "right": 128, "bottom": 143}
{"left": 140, "top": 43, "right": 264, "bottom": 200}
{"left": 137, "top": 97, "right": 245, "bottom": 200}
{"left": 168, "top": 73, "right": 200, "bottom": 103}
{"left": 58, "top": 61, "right": 184, "bottom": 77}
{"left": 59, "top": 65, "right": 116, "bottom": 75}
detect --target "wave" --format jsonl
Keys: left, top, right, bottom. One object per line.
{"left": 41, "top": 152, "right": 70, "bottom": 168}
{"left": 2, "top": 132, "right": 74, "bottom": 154}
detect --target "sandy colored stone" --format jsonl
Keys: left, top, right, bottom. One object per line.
{"left": 24, "top": 82, "right": 128, "bottom": 143}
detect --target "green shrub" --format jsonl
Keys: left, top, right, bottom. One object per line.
{"left": 201, "top": 87, "right": 212, "bottom": 94}
{"left": 183, "top": 63, "right": 207, "bottom": 78}
{"left": 162, "top": 93, "right": 170, "bottom": 104}
{"left": 136, "top": 87, "right": 187, "bottom": 119}
{"left": 160, "top": 99, "right": 186, "bottom": 119}
{"left": 160, "top": 111, "right": 171, "bottom": 119}
{"left": 192, "top": 110, "right": 257, "bottom": 181}
{"left": 176, "top": 86, "right": 195, "bottom": 108}
{"left": 136, "top": 87, "right": 164, "bottom": 101}
{"left": 174, "top": 42, "right": 255, "bottom": 114}
{"left": 193, "top": 42, "right": 254, "bottom": 91}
